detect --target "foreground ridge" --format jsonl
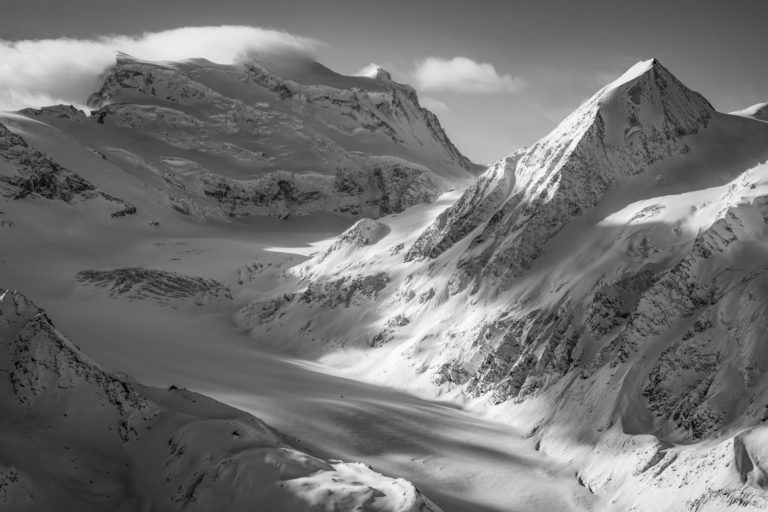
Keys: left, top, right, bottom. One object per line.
{"left": 0, "top": 289, "right": 440, "bottom": 512}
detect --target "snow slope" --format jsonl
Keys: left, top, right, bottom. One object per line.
{"left": 242, "top": 59, "right": 768, "bottom": 510}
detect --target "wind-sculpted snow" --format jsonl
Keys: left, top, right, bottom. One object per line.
{"left": 0, "top": 121, "right": 135, "bottom": 216}
{"left": 0, "top": 289, "right": 442, "bottom": 512}
{"left": 56, "top": 54, "right": 478, "bottom": 219}
{"left": 76, "top": 267, "right": 233, "bottom": 308}
{"left": 732, "top": 102, "right": 768, "bottom": 123}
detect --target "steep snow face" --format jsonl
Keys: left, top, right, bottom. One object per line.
{"left": 0, "top": 289, "right": 441, "bottom": 512}
{"left": 14, "top": 53, "right": 477, "bottom": 220}
{"left": 240, "top": 59, "right": 768, "bottom": 509}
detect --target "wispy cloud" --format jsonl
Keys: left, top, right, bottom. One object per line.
{"left": 413, "top": 57, "right": 524, "bottom": 94}
{"left": 0, "top": 25, "right": 319, "bottom": 111}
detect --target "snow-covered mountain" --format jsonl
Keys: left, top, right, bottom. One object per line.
{"left": 18, "top": 52, "right": 479, "bottom": 220}
{"left": 4, "top": 47, "right": 768, "bottom": 511}
{"left": 241, "top": 59, "right": 768, "bottom": 510}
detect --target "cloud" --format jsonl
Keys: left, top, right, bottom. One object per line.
{"left": 0, "top": 26, "right": 319, "bottom": 111}
{"left": 354, "top": 62, "right": 382, "bottom": 78}
{"left": 419, "top": 97, "right": 449, "bottom": 112}
{"left": 413, "top": 57, "right": 524, "bottom": 94}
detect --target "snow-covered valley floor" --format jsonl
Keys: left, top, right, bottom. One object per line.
{"left": 51, "top": 298, "right": 605, "bottom": 512}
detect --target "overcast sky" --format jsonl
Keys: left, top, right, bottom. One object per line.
{"left": 2, "top": 0, "right": 766, "bottom": 164}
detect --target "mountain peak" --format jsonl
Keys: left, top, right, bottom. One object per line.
{"left": 605, "top": 58, "right": 660, "bottom": 90}
{"left": 404, "top": 58, "right": 717, "bottom": 288}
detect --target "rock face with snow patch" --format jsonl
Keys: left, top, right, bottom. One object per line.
{"left": 0, "top": 122, "right": 135, "bottom": 216}
{"left": 0, "top": 289, "right": 441, "bottom": 512}
{"left": 76, "top": 267, "right": 233, "bottom": 308}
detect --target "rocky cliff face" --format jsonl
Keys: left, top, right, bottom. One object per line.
{"left": 20, "top": 52, "right": 478, "bottom": 220}
{"left": 0, "top": 289, "right": 441, "bottom": 511}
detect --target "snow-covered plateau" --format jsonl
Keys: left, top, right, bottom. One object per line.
{"left": 1, "top": 54, "right": 767, "bottom": 511}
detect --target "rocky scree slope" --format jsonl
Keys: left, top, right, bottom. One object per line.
{"left": 0, "top": 288, "right": 441, "bottom": 512}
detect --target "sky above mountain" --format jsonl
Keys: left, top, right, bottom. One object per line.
{"left": 1, "top": 0, "right": 766, "bottom": 164}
